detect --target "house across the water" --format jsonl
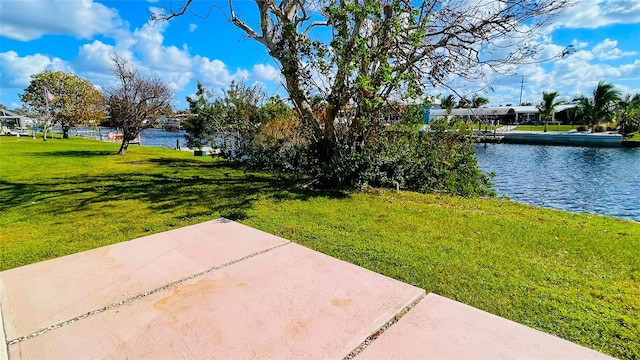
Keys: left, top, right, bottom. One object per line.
{"left": 427, "top": 104, "right": 577, "bottom": 125}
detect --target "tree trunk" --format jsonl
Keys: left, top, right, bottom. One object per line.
{"left": 118, "top": 139, "right": 129, "bottom": 155}
{"left": 324, "top": 104, "right": 338, "bottom": 141}
{"left": 282, "top": 71, "right": 323, "bottom": 141}
{"left": 544, "top": 121, "right": 548, "bottom": 132}
{"left": 62, "top": 125, "right": 70, "bottom": 139}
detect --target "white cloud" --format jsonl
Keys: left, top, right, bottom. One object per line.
{"left": 0, "top": 51, "right": 69, "bottom": 88}
{"left": 189, "top": 24, "right": 198, "bottom": 33}
{"left": 592, "top": 39, "right": 637, "bottom": 60}
{"left": 131, "top": 20, "right": 192, "bottom": 71}
{"left": 252, "top": 64, "right": 281, "bottom": 82}
{"left": 559, "top": 0, "right": 640, "bottom": 29}
{"left": 74, "top": 41, "right": 118, "bottom": 73}
{"left": 119, "top": 17, "right": 193, "bottom": 91}
{"left": 430, "top": 31, "right": 640, "bottom": 107}
{"left": 195, "top": 57, "right": 249, "bottom": 88}
{"left": 0, "top": 0, "right": 127, "bottom": 41}
{"left": 619, "top": 60, "right": 640, "bottom": 80}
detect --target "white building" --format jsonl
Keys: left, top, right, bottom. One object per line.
{"left": 428, "top": 104, "right": 577, "bottom": 124}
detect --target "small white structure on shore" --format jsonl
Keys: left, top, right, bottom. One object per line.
{"left": 1, "top": 109, "right": 35, "bottom": 136}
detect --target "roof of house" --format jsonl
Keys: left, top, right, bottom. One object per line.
{"left": 430, "top": 104, "right": 577, "bottom": 117}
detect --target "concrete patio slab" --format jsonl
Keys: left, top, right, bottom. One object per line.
{"left": 1, "top": 220, "right": 424, "bottom": 359}
{"left": 357, "top": 293, "right": 612, "bottom": 359}
{"left": 0, "top": 219, "right": 289, "bottom": 341}
{"left": 1, "top": 219, "right": 613, "bottom": 359}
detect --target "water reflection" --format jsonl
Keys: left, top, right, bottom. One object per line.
{"left": 475, "top": 144, "right": 640, "bottom": 222}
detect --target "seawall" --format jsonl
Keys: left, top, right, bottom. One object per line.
{"left": 501, "top": 131, "right": 622, "bottom": 147}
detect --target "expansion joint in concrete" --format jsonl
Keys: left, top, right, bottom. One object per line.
{"left": 5, "top": 241, "right": 290, "bottom": 346}
{"left": 343, "top": 292, "right": 427, "bottom": 360}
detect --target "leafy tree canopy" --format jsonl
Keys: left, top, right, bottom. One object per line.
{"left": 536, "top": 91, "right": 563, "bottom": 132}
{"left": 617, "top": 93, "right": 640, "bottom": 136}
{"left": 20, "top": 70, "right": 106, "bottom": 138}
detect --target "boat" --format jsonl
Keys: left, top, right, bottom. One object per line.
{"left": 100, "top": 132, "right": 141, "bottom": 144}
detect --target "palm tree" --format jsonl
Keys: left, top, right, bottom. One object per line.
{"left": 471, "top": 95, "right": 489, "bottom": 129}
{"left": 471, "top": 94, "right": 489, "bottom": 108}
{"left": 536, "top": 91, "right": 562, "bottom": 132}
{"left": 457, "top": 97, "right": 470, "bottom": 108}
{"left": 440, "top": 94, "right": 456, "bottom": 115}
{"left": 617, "top": 93, "right": 640, "bottom": 135}
{"left": 565, "top": 106, "right": 577, "bottom": 125}
{"left": 574, "top": 81, "right": 621, "bottom": 132}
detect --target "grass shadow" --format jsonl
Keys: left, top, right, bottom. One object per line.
{"left": 35, "top": 150, "right": 116, "bottom": 157}
{"left": 0, "top": 157, "right": 347, "bottom": 223}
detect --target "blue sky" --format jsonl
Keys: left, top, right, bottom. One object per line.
{"left": 1, "top": 0, "right": 640, "bottom": 111}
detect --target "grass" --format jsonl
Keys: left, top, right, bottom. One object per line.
{"left": 1, "top": 136, "right": 639, "bottom": 359}
{"left": 514, "top": 124, "right": 582, "bottom": 132}
{"left": 0, "top": 137, "right": 311, "bottom": 268}
{"left": 624, "top": 132, "right": 640, "bottom": 142}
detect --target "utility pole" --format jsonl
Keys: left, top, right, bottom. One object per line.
{"left": 519, "top": 76, "right": 524, "bottom": 106}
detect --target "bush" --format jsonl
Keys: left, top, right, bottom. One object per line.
{"left": 240, "top": 116, "right": 494, "bottom": 197}
{"left": 245, "top": 116, "right": 314, "bottom": 174}
{"left": 594, "top": 125, "right": 606, "bottom": 133}
{"left": 577, "top": 125, "right": 588, "bottom": 132}
{"left": 306, "top": 119, "right": 494, "bottom": 196}
{"left": 189, "top": 81, "right": 494, "bottom": 197}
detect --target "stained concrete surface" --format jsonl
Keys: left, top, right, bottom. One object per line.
{"left": 1, "top": 219, "right": 612, "bottom": 359}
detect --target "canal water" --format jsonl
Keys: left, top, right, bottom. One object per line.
{"left": 139, "top": 128, "right": 189, "bottom": 149}
{"left": 86, "top": 128, "right": 639, "bottom": 222}
{"left": 474, "top": 143, "right": 640, "bottom": 222}
{"left": 85, "top": 128, "right": 189, "bottom": 149}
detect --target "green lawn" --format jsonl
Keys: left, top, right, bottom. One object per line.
{"left": 625, "top": 132, "right": 640, "bottom": 142}
{"left": 514, "top": 124, "right": 582, "bottom": 132}
{"left": 1, "top": 136, "right": 639, "bottom": 359}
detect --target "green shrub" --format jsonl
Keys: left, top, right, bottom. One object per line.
{"left": 577, "top": 125, "right": 588, "bottom": 132}
{"left": 307, "top": 119, "right": 494, "bottom": 196}
{"left": 189, "top": 82, "right": 493, "bottom": 197}
{"left": 594, "top": 125, "right": 606, "bottom": 132}
{"left": 242, "top": 109, "right": 316, "bottom": 175}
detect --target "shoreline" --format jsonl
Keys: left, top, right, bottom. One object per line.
{"left": 475, "top": 130, "right": 629, "bottom": 147}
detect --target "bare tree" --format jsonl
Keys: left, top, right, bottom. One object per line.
{"left": 105, "top": 55, "right": 173, "bottom": 155}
